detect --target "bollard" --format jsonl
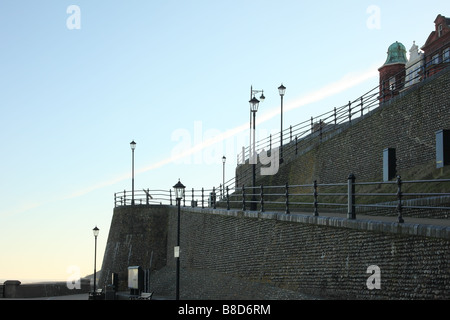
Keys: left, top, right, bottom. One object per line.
{"left": 260, "top": 184, "right": 264, "bottom": 212}
{"left": 242, "top": 185, "right": 246, "bottom": 211}
{"left": 396, "top": 176, "right": 405, "bottom": 223}
{"left": 201, "top": 188, "right": 204, "bottom": 208}
{"left": 226, "top": 186, "right": 230, "bottom": 210}
{"left": 285, "top": 182, "right": 290, "bottom": 214}
{"left": 347, "top": 174, "right": 356, "bottom": 219}
{"left": 313, "top": 180, "right": 319, "bottom": 216}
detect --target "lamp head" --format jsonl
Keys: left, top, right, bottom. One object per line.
{"left": 93, "top": 226, "right": 99, "bottom": 237}
{"left": 173, "top": 179, "right": 186, "bottom": 200}
{"left": 259, "top": 91, "right": 265, "bottom": 102}
{"left": 249, "top": 97, "right": 260, "bottom": 112}
{"left": 278, "top": 84, "right": 286, "bottom": 96}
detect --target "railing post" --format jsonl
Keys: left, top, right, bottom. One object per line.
{"left": 242, "top": 185, "right": 246, "bottom": 211}
{"left": 114, "top": 193, "right": 116, "bottom": 208}
{"left": 285, "top": 182, "right": 290, "bottom": 214}
{"left": 334, "top": 107, "right": 337, "bottom": 125}
{"left": 347, "top": 174, "right": 356, "bottom": 219}
{"left": 348, "top": 101, "right": 352, "bottom": 123}
{"left": 290, "top": 125, "right": 292, "bottom": 142}
{"left": 360, "top": 96, "right": 364, "bottom": 117}
{"left": 310, "top": 117, "right": 314, "bottom": 134}
{"left": 146, "top": 188, "right": 150, "bottom": 205}
{"left": 226, "top": 186, "right": 230, "bottom": 210}
{"left": 202, "top": 188, "right": 204, "bottom": 208}
{"left": 269, "top": 134, "right": 272, "bottom": 151}
{"left": 295, "top": 136, "right": 298, "bottom": 155}
{"left": 396, "top": 176, "right": 405, "bottom": 223}
{"left": 260, "top": 184, "right": 264, "bottom": 212}
{"left": 319, "top": 119, "right": 323, "bottom": 142}
{"left": 192, "top": 188, "right": 194, "bottom": 207}
{"left": 170, "top": 189, "right": 172, "bottom": 206}
{"left": 313, "top": 180, "right": 319, "bottom": 216}
{"left": 212, "top": 187, "right": 216, "bottom": 209}
{"left": 124, "top": 190, "right": 127, "bottom": 206}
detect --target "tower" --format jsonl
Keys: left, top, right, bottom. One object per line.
{"left": 404, "top": 41, "right": 424, "bottom": 88}
{"left": 378, "top": 41, "right": 407, "bottom": 102}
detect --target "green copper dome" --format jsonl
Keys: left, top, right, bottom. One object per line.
{"left": 383, "top": 41, "right": 407, "bottom": 66}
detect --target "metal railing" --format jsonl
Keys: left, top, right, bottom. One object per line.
{"left": 220, "top": 176, "right": 450, "bottom": 223}
{"left": 114, "top": 187, "right": 222, "bottom": 208}
{"left": 115, "top": 176, "right": 450, "bottom": 223}
{"left": 114, "top": 189, "right": 172, "bottom": 207}
{"left": 237, "top": 40, "right": 450, "bottom": 167}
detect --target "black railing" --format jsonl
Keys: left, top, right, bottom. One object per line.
{"left": 237, "top": 40, "right": 450, "bottom": 167}
{"left": 115, "top": 176, "right": 450, "bottom": 223}
{"left": 114, "top": 189, "right": 172, "bottom": 207}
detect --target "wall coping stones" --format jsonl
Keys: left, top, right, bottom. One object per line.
{"left": 177, "top": 206, "right": 450, "bottom": 240}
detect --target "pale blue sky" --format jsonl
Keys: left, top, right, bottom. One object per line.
{"left": 0, "top": 1, "right": 447, "bottom": 282}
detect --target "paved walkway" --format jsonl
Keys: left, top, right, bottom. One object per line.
{"left": 256, "top": 207, "right": 450, "bottom": 227}
{"left": 2, "top": 293, "right": 89, "bottom": 300}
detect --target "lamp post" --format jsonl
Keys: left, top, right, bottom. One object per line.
{"left": 249, "top": 96, "right": 260, "bottom": 211}
{"left": 222, "top": 156, "right": 226, "bottom": 199}
{"left": 249, "top": 86, "right": 265, "bottom": 162}
{"left": 173, "top": 179, "right": 185, "bottom": 300}
{"left": 130, "top": 140, "right": 136, "bottom": 205}
{"left": 92, "top": 226, "right": 99, "bottom": 297}
{"left": 278, "top": 84, "right": 286, "bottom": 164}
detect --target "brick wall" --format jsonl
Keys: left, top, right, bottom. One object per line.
{"left": 100, "top": 205, "right": 450, "bottom": 299}
{"left": 236, "top": 67, "right": 450, "bottom": 187}
{"left": 99, "top": 68, "right": 450, "bottom": 299}
{"left": 98, "top": 205, "right": 169, "bottom": 291}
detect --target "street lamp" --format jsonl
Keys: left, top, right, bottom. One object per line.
{"left": 173, "top": 179, "right": 185, "bottom": 300}
{"left": 92, "top": 226, "right": 99, "bottom": 296}
{"left": 249, "top": 86, "right": 265, "bottom": 162}
{"left": 278, "top": 84, "right": 286, "bottom": 164}
{"left": 222, "top": 156, "right": 226, "bottom": 199}
{"left": 249, "top": 96, "right": 260, "bottom": 211}
{"left": 130, "top": 140, "right": 136, "bottom": 205}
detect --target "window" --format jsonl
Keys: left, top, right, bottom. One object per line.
{"left": 432, "top": 54, "right": 440, "bottom": 65}
{"left": 444, "top": 48, "right": 450, "bottom": 63}
{"left": 389, "top": 77, "right": 396, "bottom": 90}
{"left": 438, "top": 24, "right": 443, "bottom": 37}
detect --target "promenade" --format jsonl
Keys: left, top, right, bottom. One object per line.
{"left": 2, "top": 293, "right": 89, "bottom": 300}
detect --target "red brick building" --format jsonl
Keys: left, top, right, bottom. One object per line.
{"left": 378, "top": 41, "right": 407, "bottom": 102}
{"left": 421, "top": 14, "right": 450, "bottom": 77}
{"left": 378, "top": 14, "right": 449, "bottom": 102}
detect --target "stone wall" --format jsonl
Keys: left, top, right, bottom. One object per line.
{"left": 98, "top": 205, "right": 169, "bottom": 291}
{"left": 1, "top": 279, "right": 90, "bottom": 298}
{"left": 99, "top": 205, "right": 450, "bottom": 299}
{"left": 236, "top": 67, "right": 450, "bottom": 187}
{"left": 99, "top": 68, "right": 450, "bottom": 299}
